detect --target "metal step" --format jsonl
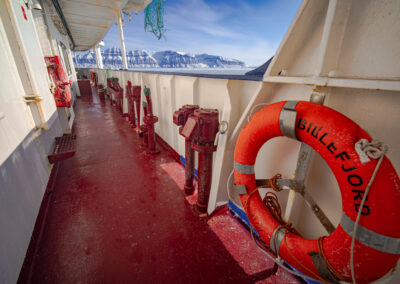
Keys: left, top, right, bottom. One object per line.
{"left": 48, "top": 134, "right": 77, "bottom": 164}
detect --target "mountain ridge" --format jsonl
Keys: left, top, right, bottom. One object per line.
{"left": 74, "top": 48, "right": 246, "bottom": 69}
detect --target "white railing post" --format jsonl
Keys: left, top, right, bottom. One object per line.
{"left": 94, "top": 42, "right": 104, "bottom": 69}
{"left": 117, "top": 11, "right": 128, "bottom": 70}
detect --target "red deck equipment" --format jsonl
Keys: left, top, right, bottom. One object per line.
{"left": 107, "top": 78, "right": 123, "bottom": 113}
{"left": 140, "top": 101, "right": 149, "bottom": 146}
{"left": 143, "top": 87, "right": 160, "bottom": 155}
{"left": 173, "top": 104, "right": 200, "bottom": 195}
{"left": 181, "top": 108, "right": 219, "bottom": 213}
{"left": 90, "top": 71, "right": 98, "bottom": 89}
{"left": 44, "top": 56, "right": 72, "bottom": 107}
{"left": 125, "top": 81, "right": 136, "bottom": 127}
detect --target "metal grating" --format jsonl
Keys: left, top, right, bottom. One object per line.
{"left": 48, "top": 134, "right": 77, "bottom": 164}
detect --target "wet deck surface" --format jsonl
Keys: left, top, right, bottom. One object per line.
{"left": 29, "top": 90, "right": 301, "bottom": 284}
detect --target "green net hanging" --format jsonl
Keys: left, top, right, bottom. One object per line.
{"left": 144, "top": 0, "right": 166, "bottom": 40}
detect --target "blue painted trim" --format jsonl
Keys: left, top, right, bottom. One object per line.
{"left": 228, "top": 200, "right": 260, "bottom": 237}
{"left": 228, "top": 200, "right": 250, "bottom": 227}
{"left": 180, "top": 155, "right": 198, "bottom": 178}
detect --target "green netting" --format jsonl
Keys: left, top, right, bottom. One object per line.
{"left": 144, "top": 0, "right": 166, "bottom": 40}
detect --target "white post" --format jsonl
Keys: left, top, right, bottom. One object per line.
{"left": 117, "top": 11, "right": 128, "bottom": 70}
{"left": 94, "top": 44, "right": 104, "bottom": 69}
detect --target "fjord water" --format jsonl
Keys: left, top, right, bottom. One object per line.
{"left": 129, "top": 67, "right": 254, "bottom": 75}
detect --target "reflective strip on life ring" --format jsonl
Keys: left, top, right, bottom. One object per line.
{"left": 233, "top": 101, "right": 400, "bottom": 283}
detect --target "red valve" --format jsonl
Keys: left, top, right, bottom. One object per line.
{"left": 180, "top": 108, "right": 220, "bottom": 213}
{"left": 173, "top": 105, "right": 200, "bottom": 195}
{"left": 182, "top": 109, "right": 219, "bottom": 147}
{"left": 143, "top": 87, "right": 160, "bottom": 155}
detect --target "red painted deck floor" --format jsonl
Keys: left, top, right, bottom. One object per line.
{"left": 28, "top": 91, "right": 302, "bottom": 284}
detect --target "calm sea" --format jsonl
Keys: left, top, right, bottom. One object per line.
{"left": 128, "top": 68, "right": 254, "bottom": 75}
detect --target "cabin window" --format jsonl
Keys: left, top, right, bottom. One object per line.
{"left": 58, "top": 41, "right": 72, "bottom": 75}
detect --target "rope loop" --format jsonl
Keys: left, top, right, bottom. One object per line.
{"left": 355, "top": 139, "right": 388, "bottom": 164}
{"left": 270, "top": 173, "right": 283, "bottom": 192}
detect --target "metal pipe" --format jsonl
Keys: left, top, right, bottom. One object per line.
{"left": 116, "top": 11, "right": 128, "bottom": 70}
{"left": 184, "top": 138, "right": 195, "bottom": 195}
{"left": 94, "top": 45, "right": 103, "bottom": 69}
{"left": 196, "top": 151, "right": 213, "bottom": 213}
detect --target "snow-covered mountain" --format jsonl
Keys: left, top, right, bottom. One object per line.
{"left": 74, "top": 48, "right": 246, "bottom": 69}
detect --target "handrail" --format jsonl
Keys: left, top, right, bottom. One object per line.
{"left": 76, "top": 67, "right": 263, "bottom": 82}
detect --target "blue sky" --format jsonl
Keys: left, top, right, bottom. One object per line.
{"left": 103, "top": 0, "right": 302, "bottom": 67}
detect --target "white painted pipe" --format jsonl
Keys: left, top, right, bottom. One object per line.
{"left": 117, "top": 11, "right": 128, "bottom": 70}
{"left": 283, "top": 189, "right": 296, "bottom": 222}
{"left": 94, "top": 45, "right": 104, "bottom": 69}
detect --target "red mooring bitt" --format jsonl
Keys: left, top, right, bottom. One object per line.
{"left": 126, "top": 81, "right": 136, "bottom": 127}
{"left": 107, "top": 78, "right": 123, "bottom": 113}
{"left": 143, "top": 87, "right": 160, "bottom": 155}
{"left": 140, "top": 102, "right": 149, "bottom": 146}
{"left": 173, "top": 105, "right": 200, "bottom": 195}
{"left": 132, "top": 85, "right": 141, "bottom": 128}
{"left": 181, "top": 108, "right": 219, "bottom": 214}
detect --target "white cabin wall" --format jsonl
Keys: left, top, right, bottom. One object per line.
{"left": 0, "top": 1, "right": 67, "bottom": 283}
{"left": 41, "top": 0, "right": 80, "bottom": 101}
{"left": 5, "top": 0, "right": 57, "bottom": 125}
{"left": 0, "top": 1, "right": 35, "bottom": 165}
{"left": 0, "top": 0, "right": 87, "bottom": 282}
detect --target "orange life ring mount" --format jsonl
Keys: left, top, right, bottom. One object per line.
{"left": 233, "top": 101, "right": 400, "bottom": 283}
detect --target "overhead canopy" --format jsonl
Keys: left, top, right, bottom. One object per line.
{"left": 123, "top": 0, "right": 152, "bottom": 14}
{"left": 58, "top": 0, "right": 152, "bottom": 51}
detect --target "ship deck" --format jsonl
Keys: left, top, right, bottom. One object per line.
{"left": 22, "top": 89, "right": 301, "bottom": 284}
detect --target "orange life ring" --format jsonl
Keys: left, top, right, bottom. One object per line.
{"left": 233, "top": 101, "right": 400, "bottom": 283}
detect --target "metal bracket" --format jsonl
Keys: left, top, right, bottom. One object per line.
{"left": 308, "top": 251, "right": 340, "bottom": 283}
{"left": 23, "top": 95, "right": 43, "bottom": 103}
{"left": 279, "top": 101, "right": 299, "bottom": 139}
